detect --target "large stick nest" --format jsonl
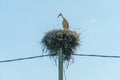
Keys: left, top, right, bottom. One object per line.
{"left": 41, "top": 29, "right": 80, "bottom": 62}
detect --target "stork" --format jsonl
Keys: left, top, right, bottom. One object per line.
{"left": 58, "top": 13, "right": 69, "bottom": 30}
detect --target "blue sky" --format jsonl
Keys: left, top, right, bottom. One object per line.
{"left": 0, "top": 0, "right": 120, "bottom": 80}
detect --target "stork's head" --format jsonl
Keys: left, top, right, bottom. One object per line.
{"left": 58, "top": 13, "right": 63, "bottom": 18}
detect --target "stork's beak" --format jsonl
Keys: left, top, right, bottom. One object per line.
{"left": 58, "top": 13, "right": 62, "bottom": 18}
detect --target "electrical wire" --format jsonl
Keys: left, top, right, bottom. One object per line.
{"left": 74, "top": 54, "right": 120, "bottom": 58}
{"left": 1, "top": 54, "right": 120, "bottom": 63}
{"left": 0, "top": 54, "right": 50, "bottom": 63}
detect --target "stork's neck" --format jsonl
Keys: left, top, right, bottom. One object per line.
{"left": 60, "top": 14, "right": 65, "bottom": 19}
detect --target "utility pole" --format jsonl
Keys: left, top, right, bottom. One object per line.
{"left": 58, "top": 48, "right": 63, "bottom": 80}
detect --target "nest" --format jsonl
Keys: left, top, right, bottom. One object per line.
{"left": 41, "top": 29, "right": 80, "bottom": 62}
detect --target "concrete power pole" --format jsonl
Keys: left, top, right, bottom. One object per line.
{"left": 58, "top": 48, "right": 63, "bottom": 80}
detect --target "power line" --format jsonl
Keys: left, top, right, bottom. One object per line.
{"left": 0, "top": 54, "right": 50, "bottom": 63}
{"left": 74, "top": 54, "right": 120, "bottom": 58}
{"left": 1, "top": 54, "right": 120, "bottom": 64}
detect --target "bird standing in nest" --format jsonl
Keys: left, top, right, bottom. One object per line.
{"left": 58, "top": 13, "right": 69, "bottom": 30}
